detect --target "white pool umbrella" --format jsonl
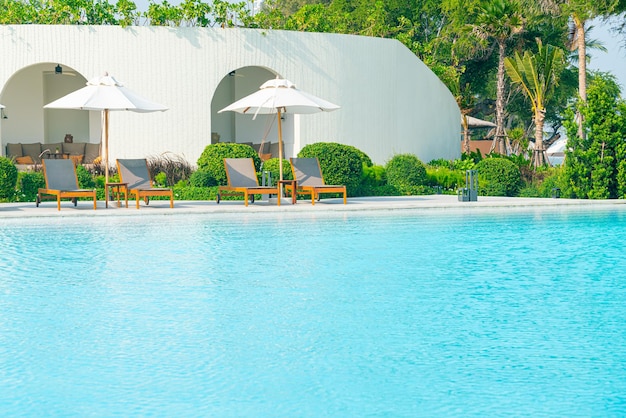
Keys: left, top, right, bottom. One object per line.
{"left": 44, "top": 73, "right": 168, "bottom": 183}
{"left": 218, "top": 77, "right": 340, "bottom": 181}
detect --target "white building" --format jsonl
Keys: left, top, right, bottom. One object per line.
{"left": 0, "top": 25, "right": 460, "bottom": 166}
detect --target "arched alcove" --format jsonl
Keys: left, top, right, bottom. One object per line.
{"left": 211, "top": 66, "right": 297, "bottom": 159}
{"left": 0, "top": 63, "right": 94, "bottom": 150}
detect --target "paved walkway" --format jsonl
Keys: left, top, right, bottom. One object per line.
{"left": 1, "top": 194, "right": 625, "bottom": 219}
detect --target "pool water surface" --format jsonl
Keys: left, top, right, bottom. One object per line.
{"left": 1, "top": 208, "right": 625, "bottom": 416}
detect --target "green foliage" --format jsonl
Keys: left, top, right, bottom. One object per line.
{"left": 154, "top": 172, "right": 167, "bottom": 187}
{"left": 189, "top": 169, "right": 217, "bottom": 187}
{"left": 426, "top": 166, "right": 465, "bottom": 191}
{"left": 16, "top": 171, "right": 45, "bottom": 202}
{"left": 297, "top": 142, "right": 364, "bottom": 195}
{"left": 0, "top": 157, "right": 18, "bottom": 200}
{"left": 385, "top": 154, "right": 428, "bottom": 195}
{"left": 563, "top": 73, "right": 626, "bottom": 198}
{"left": 174, "top": 185, "right": 217, "bottom": 201}
{"left": 352, "top": 147, "right": 373, "bottom": 167}
{"left": 76, "top": 164, "right": 95, "bottom": 189}
{"left": 197, "top": 143, "right": 261, "bottom": 186}
{"left": 475, "top": 157, "right": 522, "bottom": 196}
{"left": 538, "top": 167, "right": 565, "bottom": 198}
{"left": 261, "top": 158, "right": 293, "bottom": 184}
{"left": 361, "top": 164, "right": 386, "bottom": 187}
{"left": 352, "top": 164, "right": 387, "bottom": 196}
{"left": 428, "top": 158, "right": 454, "bottom": 169}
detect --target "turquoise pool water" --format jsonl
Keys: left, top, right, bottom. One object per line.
{"left": 1, "top": 207, "right": 625, "bottom": 417}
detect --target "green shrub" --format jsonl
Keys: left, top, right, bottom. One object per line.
{"left": 538, "top": 167, "right": 566, "bottom": 198}
{"left": 0, "top": 157, "right": 18, "bottom": 200}
{"left": 361, "top": 164, "right": 386, "bottom": 187}
{"left": 428, "top": 158, "right": 453, "bottom": 169}
{"left": 16, "top": 171, "right": 45, "bottom": 202}
{"left": 475, "top": 157, "right": 522, "bottom": 196}
{"left": 426, "top": 166, "right": 465, "bottom": 191}
{"left": 298, "top": 142, "right": 364, "bottom": 195}
{"left": 197, "top": 143, "right": 260, "bottom": 185}
{"left": 353, "top": 147, "right": 373, "bottom": 167}
{"left": 189, "top": 169, "right": 217, "bottom": 187}
{"left": 154, "top": 172, "right": 167, "bottom": 187}
{"left": 76, "top": 164, "right": 96, "bottom": 189}
{"left": 174, "top": 185, "right": 217, "bottom": 200}
{"left": 261, "top": 158, "right": 293, "bottom": 184}
{"left": 385, "top": 154, "right": 428, "bottom": 195}
{"left": 518, "top": 185, "right": 541, "bottom": 197}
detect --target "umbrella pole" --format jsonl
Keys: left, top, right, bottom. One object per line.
{"left": 277, "top": 109, "right": 284, "bottom": 182}
{"left": 104, "top": 109, "right": 110, "bottom": 185}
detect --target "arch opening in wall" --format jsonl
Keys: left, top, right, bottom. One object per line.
{"left": 0, "top": 63, "right": 103, "bottom": 156}
{"left": 211, "top": 66, "right": 296, "bottom": 160}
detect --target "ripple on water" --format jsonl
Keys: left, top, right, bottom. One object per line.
{"left": 1, "top": 209, "right": 626, "bottom": 416}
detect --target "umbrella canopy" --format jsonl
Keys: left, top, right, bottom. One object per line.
{"left": 463, "top": 116, "right": 497, "bottom": 128}
{"left": 44, "top": 73, "right": 167, "bottom": 183}
{"left": 218, "top": 78, "right": 340, "bottom": 181}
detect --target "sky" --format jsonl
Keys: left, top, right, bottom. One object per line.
{"left": 588, "top": 17, "right": 626, "bottom": 93}
{"left": 132, "top": 1, "right": 626, "bottom": 93}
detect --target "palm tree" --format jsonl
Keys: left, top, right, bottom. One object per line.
{"left": 504, "top": 39, "right": 565, "bottom": 167}
{"left": 533, "top": 0, "right": 620, "bottom": 138}
{"left": 473, "top": 0, "right": 525, "bottom": 155}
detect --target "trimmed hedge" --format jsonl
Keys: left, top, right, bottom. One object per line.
{"left": 475, "top": 157, "right": 522, "bottom": 196}
{"left": 261, "top": 158, "right": 293, "bottom": 184}
{"left": 385, "top": 154, "right": 428, "bottom": 195}
{"left": 16, "top": 171, "right": 45, "bottom": 202}
{"left": 197, "top": 143, "right": 261, "bottom": 185}
{"left": 0, "top": 157, "right": 18, "bottom": 200}
{"left": 189, "top": 169, "right": 217, "bottom": 187}
{"left": 297, "top": 142, "right": 365, "bottom": 195}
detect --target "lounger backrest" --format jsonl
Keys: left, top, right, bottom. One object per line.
{"left": 290, "top": 158, "right": 325, "bottom": 186}
{"left": 43, "top": 159, "right": 79, "bottom": 190}
{"left": 224, "top": 158, "right": 259, "bottom": 187}
{"left": 117, "top": 159, "right": 153, "bottom": 189}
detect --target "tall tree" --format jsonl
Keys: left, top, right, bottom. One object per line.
{"left": 472, "top": 0, "right": 525, "bottom": 155}
{"left": 505, "top": 39, "right": 565, "bottom": 167}
{"left": 563, "top": 73, "right": 626, "bottom": 198}
{"left": 533, "top": 0, "right": 620, "bottom": 137}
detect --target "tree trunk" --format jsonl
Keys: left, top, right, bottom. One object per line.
{"left": 491, "top": 39, "right": 507, "bottom": 155}
{"left": 575, "top": 16, "right": 587, "bottom": 140}
{"left": 462, "top": 114, "right": 470, "bottom": 153}
{"left": 532, "top": 109, "right": 547, "bottom": 168}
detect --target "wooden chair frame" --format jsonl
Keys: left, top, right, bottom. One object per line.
{"left": 217, "top": 158, "right": 281, "bottom": 206}
{"left": 37, "top": 159, "right": 97, "bottom": 210}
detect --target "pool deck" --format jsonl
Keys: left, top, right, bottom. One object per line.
{"left": 1, "top": 194, "right": 625, "bottom": 218}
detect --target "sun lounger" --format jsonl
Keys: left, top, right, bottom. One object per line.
{"left": 217, "top": 158, "right": 280, "bottom": 206}
{"left": 288, "top": 157, "right": 347, "bottom": 205}
{"left": 116, "top": 158, "right": 174, "bottom": 209}
{"left": 37, "top": 159, "right": 97, "bottom": 210}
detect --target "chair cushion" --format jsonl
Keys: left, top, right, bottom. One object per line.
{"left": 69, "top": 154, "right": 84, "bottom": 165}
{"left": 15, "top": 155, "right": 34, "bottom": 165}
{"left": 21, "top": 143, "right": 42, "bottom": 163}
{"left": 83, "top": 143, "right": 100, "bottom": 164}
{"left": 63, "top": 142, "right": 86, "bottom": 155}
{"left": 6, "top": 143, "right": 22, "bottom": 157}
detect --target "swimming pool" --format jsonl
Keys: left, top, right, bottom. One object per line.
{"left": 1, "top": 207, "right": 625, "bottom": 416}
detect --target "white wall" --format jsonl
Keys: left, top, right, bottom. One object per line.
{"left": 0, "top": 26, "right": 460, "bottom": 165}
